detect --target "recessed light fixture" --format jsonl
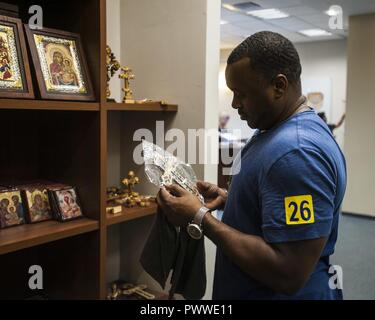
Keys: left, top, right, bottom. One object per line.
{"left": 220, "top": 20, "right": 228, "bottom": 25}
{"left": 222, "top": 4, "right": 239, "bottom": 12}
{"left": 299, "top": 29, "right": 332, "bottom": 37}
{"left": 246, "top": 8, "right": 289, "bottom": 20}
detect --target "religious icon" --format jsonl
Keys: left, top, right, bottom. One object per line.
{"left": 25, "top": 25, "right": 94, "bottom": 101}
{"left": 0, "top": 56, "right": 12, "bottom": 81}
{"left": 21, "top": 186, "right": 53, "bottom": 223}
{"left": 50, "top": 187, "right": 83, "bottom": 222}
{"left": 0, "top": 189, "right": 25, "bottom": 229}
{"left": 0, "top": 15, "right": 34, "bottom": 98}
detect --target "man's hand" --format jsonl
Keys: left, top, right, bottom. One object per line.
{"left": 197, "top": 181, "right": 227, "bottom": 210}
{"left": 156, "top": 184, "right": 202, "bottom": 227}
{"left": 202, "top": 214, "right": 327, "bottom": 295}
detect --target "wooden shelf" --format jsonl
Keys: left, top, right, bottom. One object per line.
{"left": 106, "top": 203, "right": 157, "bottom": 226}
{"left": 0, "top": 218, "right": 99, "bottom": 255}
{"left": 0, "top": 99, "right": 100, "bottom": 111}
{"left": 104, "top": 101, "right": 178, "bottom": 112}
{"left": 0, "top": 0, "right": 105, "bottom": 300}
{"left": 0, "top": 0, "right": 180, "bottom": 300}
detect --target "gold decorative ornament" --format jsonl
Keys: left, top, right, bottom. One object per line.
{"left": 107, "top": 283, "right": 121, "bottom": 300}
{"left": 106, "top": 205, "right": 122, "bottom": 215}
{"left": 106, "top": 282, "right": 156, "bottom": 300}
{"left": 119, "top": 66, "right": 135, "bottom": 103}
{"left": 106, "top": 45, "right": 120, "bottom": 101}
{"left": 122, "top": 171, "right": 139, "bottom": 197}
{"left": 121, "top": 283, "right": 155, "bottom": 300}
{"left": 106, "top": 171, "right": 153, "bottom": 209}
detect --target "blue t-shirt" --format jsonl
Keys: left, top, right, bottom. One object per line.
{"left": 213, "top": 110, "right": 347, "bottom": 300}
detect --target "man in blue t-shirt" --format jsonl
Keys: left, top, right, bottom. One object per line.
{"left": 157, "top": 31, "right": 346, "bottom": 299}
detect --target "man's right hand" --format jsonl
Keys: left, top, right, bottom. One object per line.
{"left": 197, "top": 181, "right": 228, "bottom": 211}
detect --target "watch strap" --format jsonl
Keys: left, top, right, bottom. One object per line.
{"left": 193, "top": 206, "right": 210, "bottom": 226}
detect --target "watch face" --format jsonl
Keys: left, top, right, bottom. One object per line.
{"left": 187, "top": 223, "right": 202, "bottom": 240}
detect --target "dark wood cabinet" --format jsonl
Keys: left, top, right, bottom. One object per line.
{"left": 0, "top": 0, "right": 177, "bottom": 300}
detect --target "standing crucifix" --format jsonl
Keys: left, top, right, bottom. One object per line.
{"left": 122, "top": 171, "right": 139, "bottom": 197}
{"left": 119, "top": 67, "right": 135, "bottom": 103}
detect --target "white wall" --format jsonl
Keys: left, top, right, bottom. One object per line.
{"left": 106, "top": 0, "right": 122, "bottom": 103}
{"left": 343, "top": 14, "right": 375, "bottom": 216}
{"left": 219, "top": 52, "right": 255, "bottom": 140}
{"left": 106, "top": 0, "right": 221, "bottom": 300}
{"left": 295, "top": 40, "right": 347, "bottom": 148}
{"left": 203, "top": 0, "right": 221, "bottom": 300}
{"left": 219, "top": 40, "right": 347, "bottom": 148}
{"left": 106, "top": 0, "right": 122, "bottom": 284}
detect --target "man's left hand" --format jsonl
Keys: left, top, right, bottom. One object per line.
{"left": 156, "top": 184, "right": 202, "bottom": 227}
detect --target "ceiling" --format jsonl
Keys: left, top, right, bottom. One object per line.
{"left": 221, "top": 0, "right": 375, "bottom": 48}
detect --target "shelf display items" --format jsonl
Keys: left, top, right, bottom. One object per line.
{"left": 0, "top": 15, "right": 34, "bottom": 99}
{"left": 0, "top": 189, "right": 25, "bottom": 229}
{"left": 20, "top": 185, "right": 53, "bottom": 223}
{"left": 49, "top": 186, "right": 84, "bottom": 222}
{"left": 25, "top": 25, "right": 94, "bottom": 101}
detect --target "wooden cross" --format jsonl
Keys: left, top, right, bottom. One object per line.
{"left": 121, "top": 283, "right": 155, "bottom": 300}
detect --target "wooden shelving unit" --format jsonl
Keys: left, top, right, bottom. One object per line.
{"left": 104, "top": 101, "right": 178, "bottom": 112}
{"left": 0, "top": 99, "right": 100, "bottom": 111}
{"left": 106, "top": 203, "right": 157, "bottom": 226}
{"left": 0, "top": 0, "right": 169, "bottom": 300}
{"left": 0, "top": 218, "right": 99, "bottom": 256}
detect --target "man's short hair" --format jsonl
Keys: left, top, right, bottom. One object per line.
{"left": 227, "top": 31, "right": 302, "bottom": 86}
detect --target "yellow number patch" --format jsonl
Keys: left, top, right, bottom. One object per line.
{"left": 284, "top": 195, "right": 315, "bottom": 225}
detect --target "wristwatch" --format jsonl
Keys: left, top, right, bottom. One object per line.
{"left": 186, "top": 206, "right": 211, "bottom": 240}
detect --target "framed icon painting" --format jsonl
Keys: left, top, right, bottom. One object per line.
{"left": 49, "top": 187, "right": 83, "bottom": 222}
{"left": 25, "top": 25, "right": 95, "bottom": 101}
{"left": 21, "top": 185, "right": 53, "bottom": 224}
{"left": 0, "top": 15, "right": 34, "bottom": 99}
{"left": 0, "top": 189, "right": 25, "bottom": 229}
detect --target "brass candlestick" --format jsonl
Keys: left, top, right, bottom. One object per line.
{"left": 119, "top": 67, "right": 135, "bottom": 103}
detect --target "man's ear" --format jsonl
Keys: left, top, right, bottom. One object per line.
{"left": 273, "top": 74, "right": 288, "bottom": 99}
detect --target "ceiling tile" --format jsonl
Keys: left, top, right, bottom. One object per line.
{"left": 282, "top": 5, "right": 321, "bottom": 16}
{"left": 221, "top": 23, "right": 250, "bottom": 36}
{"left": 222, "top": 8, "right": 253, "bottom": 23}
{"left": 222, "top": 0, "right": 255, "bottom": 4}
{"left": 267, "top": 17, "right": 315, "bottom": 31}
{"left": 232, "top": 18, "right": 273, "bottom": 29}
{"left": 254, "top": 0, "right": 304, "bottom": 9}
{"left": 283, "top": 33, "right": 308, "bottom": 43}
{"left": 219, "top": 0, "right": 375, "bottom": 46}
{"left": 297, "top": 0, "right": 332, "bottom": 12}
{"left": 300, "top": 13, "right": 329, "bottom": 24}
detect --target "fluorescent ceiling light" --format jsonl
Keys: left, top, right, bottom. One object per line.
{"left": 220, "top": 20, "right": 228, "bottom": 25}
{"left": 246, "top": 8, "right": 289, "bottom": 19}
{"left": 222, "top": 4, "right": 239, "bottom": 12}
{"left": 299, "top": 29, "right": 332, "bottom": 37}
